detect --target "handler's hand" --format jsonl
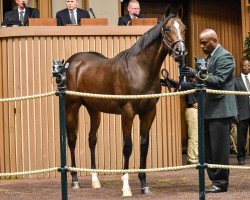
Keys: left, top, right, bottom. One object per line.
{"left": 179, "top": 67, "right": 196, "bottom": 78}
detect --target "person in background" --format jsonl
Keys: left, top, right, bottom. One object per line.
{"left": 234, "top": 59, "right": 250, "bottom": 165}
{"left": 56, "top": 0, "right": 90, "bottom": 26}
{"left": 1, "top": 0, "right": 39, "bottom": 26}
{"left": 118, "top": 0, "right": 143, "bottom": 26}
{"left": 184, "top": 77, "right": 199, "bottom": 165}
{"left": 180, "top": 29, "right": 237, "bottom": 193}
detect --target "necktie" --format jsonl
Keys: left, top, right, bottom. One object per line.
{"left": 20, "top": 11, "right": 25, "bottom": 25}
{"left": 70, "top": 11, "right": 76, "bottom": 24}
{"left": 205, "top": 55, "right": 211, "bottom": 67}
{"left": 245, "top": 75, "right": 250, "bottom": 92}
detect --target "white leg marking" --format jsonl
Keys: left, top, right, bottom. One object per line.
{"left": 91, "top": 173, "right": 101, "bottom": 188}
{"left": 122, "top": 173, "right": 132, "bottom": 197}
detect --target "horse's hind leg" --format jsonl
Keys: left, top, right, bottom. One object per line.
{"left": 87, "top": 107, "right": 101, "bottom": 188}
{"left": 66, "top": 102, "right": 81, "bottom": 188}
{"left": 138, "top": 107, "right": 156, "bottom": 194}
{"left": 121, "top": 106, "right": 135, "bottom": 197}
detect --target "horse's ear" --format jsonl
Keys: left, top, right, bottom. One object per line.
{"left": 165, "top": 5, "right": 171, "bottom": 18}
{"left": 62, "top": 59, "right": 64, "bottom": 64}
{"left": 53, "top": 60, "right": 55, "bottom": 65}
{"left": 177, "top": 5, "right": 183, "bottom": 19}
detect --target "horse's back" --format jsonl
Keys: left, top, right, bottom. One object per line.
{"left": 67, "top": 52, "right": 107, "bottom": 64}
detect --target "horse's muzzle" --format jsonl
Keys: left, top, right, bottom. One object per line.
{"left": 172, "top": 50, "right": 188, "bottom": 62}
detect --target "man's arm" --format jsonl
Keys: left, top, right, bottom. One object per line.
{"left": 205, "top": 53, "right": 235, "bottom": 89}
{"left": 32, "top": 9, "right": 40, "bottom": 18}
{"left": 118, "top": 16, "right": 126, "bottom": 26}
{"left": 84, "top": 10, "right": 90, "bottom": 18}
{"left": 56, "top": 12, "right": 63, "bottom": 26}
{"left": 28, "top": 8, "right": 40, "bottom": 18}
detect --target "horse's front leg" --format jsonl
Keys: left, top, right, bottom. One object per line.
{"left": 66, "top": 102, "right": 81, "bottom": 189}
{"left": 121, "top": 106, "right": 135, "bottom": 197}
{"left": 138, "top": 107, "right": 156, "bottom": 194}
{"left": 87, "top": 108, "right": 101, "bottom": 189}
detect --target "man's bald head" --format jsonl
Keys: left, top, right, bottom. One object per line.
{"left": 199, "top": 29, "right": 219, "bottom": 55}
{"left": 200, "top": 29, "right": 218, "bottom": 41}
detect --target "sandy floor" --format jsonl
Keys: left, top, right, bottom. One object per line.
{"left": 0, "top": 154, "right": 250, "bottom": 200}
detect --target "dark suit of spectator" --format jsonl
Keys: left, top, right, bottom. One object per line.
{"left": 118, "top": 14, "right": 143, "bottom": 26}
{"left": 2, "top": 7, "right": 39, "bottom": 26}
{"left": 56, "top": 8, "right": 90, "bottom": 26}
{"left": 234, "top": 60, "right": 250, "bottom": 165}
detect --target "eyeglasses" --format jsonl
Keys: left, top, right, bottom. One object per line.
{"left": 129, "top": 6, "right": 140, "bottom": 10}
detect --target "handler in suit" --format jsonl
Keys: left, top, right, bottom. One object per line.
{"left": 180, "top": 29, "right": 237, "bottom": 193}
{"left": 235, "top": 59, "right": 250, "bottom": 165}
{"left": 56, "top": 0, "right": 90, "bottom": 26}
{"left": 118, "top": 0, "right": 143, "bottom": 26}
{"left": 1, "top": 0, "right": 39, "bottom": 26}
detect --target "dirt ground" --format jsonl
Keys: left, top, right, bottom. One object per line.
{"left": 0, "top": 155, "right": 250, "bottom": 200}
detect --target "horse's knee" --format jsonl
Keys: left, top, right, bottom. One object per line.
{"left": 67, "top": 134, "right": 77, "bottom": 149}
{"left": 123, "top": 140, "right": 132, "bottom": 157}
{"left": 141, "top": 136, "right": 149, "bottom": 146}
{"left": 88, "top": 135, "right": 97, "bottom": 148}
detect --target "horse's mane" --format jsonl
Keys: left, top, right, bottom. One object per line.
{"left": 114, "top": 18, "right": 168, "bottom": 59}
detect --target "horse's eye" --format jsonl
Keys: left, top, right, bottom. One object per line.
{"left": 163, "top": 27, "right": 170, "bottom": 32}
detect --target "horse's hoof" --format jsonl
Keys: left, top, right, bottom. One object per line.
{"left": 92, "top": 180, "right": 101, "bottom": 189}
{"left": 122, "top": 188, "right": 133, "bottom": 197}
{"left": 71, "top": 181, "right": 80, "bottom": 189}
{"left": 141, "top": 186, "right": 151, "bottom": 194}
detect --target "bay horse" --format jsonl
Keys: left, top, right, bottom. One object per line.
{"left": 59, "top": 5, "right": 186, "bottom": 197}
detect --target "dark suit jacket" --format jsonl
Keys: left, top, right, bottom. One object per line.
{"left": 203, "top": 45, "right": 237, "bottom": 119}
{"left": 118, "top": 14, "right": 143, "bottom": 26}
{"left": 2, "top": 7, "right": 40, "bottom": 26}
{"left": 234, "top": 75, "right": 250, "bottom": 120}
{"left": 56, "top": 8, "right": 90, "bottom": 26}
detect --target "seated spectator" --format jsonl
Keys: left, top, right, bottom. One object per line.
{"left": 56, "top": 0, "right": 90, "bottom": 26}
{"left": 118, "top": 0, "right": 143, "bottom": 26}
{"left": 1, "top": 0, "right": 39, "bottom": 26}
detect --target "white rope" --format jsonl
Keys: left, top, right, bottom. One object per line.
{"left": 0, "top": 91, "right": 56, "bottom": 102}
{"left": 0, "top": 167, "right": 59, "bottom": 177}
{"left": 66, "top": 89, "right": 195, "bottom": 99}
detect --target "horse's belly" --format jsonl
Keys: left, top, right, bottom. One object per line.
{"left": 83, "top": 98, "right": 122, "bottom": 114}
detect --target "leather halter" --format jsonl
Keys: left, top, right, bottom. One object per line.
{"left": 161, "top": 14, "right": 187, "bottom": 57}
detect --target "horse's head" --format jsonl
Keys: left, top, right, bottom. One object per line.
{"left": 161, "top": 5, "right": 187, "bottom": 62}
{"left": 52, "top": 60, "right": 69, "bottom": 87}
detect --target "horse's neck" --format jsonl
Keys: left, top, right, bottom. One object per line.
{"left": 137, "top": 37, "right": 168, "bottom": 76}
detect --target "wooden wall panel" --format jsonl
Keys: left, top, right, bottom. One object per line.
{"left": 0, "top": 0, "right": 3, "bottom": 23}
{"left": 189, "top": 0, "right": 243, "bottom": 73}
{"left": 0, "top": 27, "right": 182, "bottom": 178}
{"left": 241, "top": 0, "right": 250, "bottom": 39}
{"left": 37, "top": 0, "right": 52, "bottom": 18}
